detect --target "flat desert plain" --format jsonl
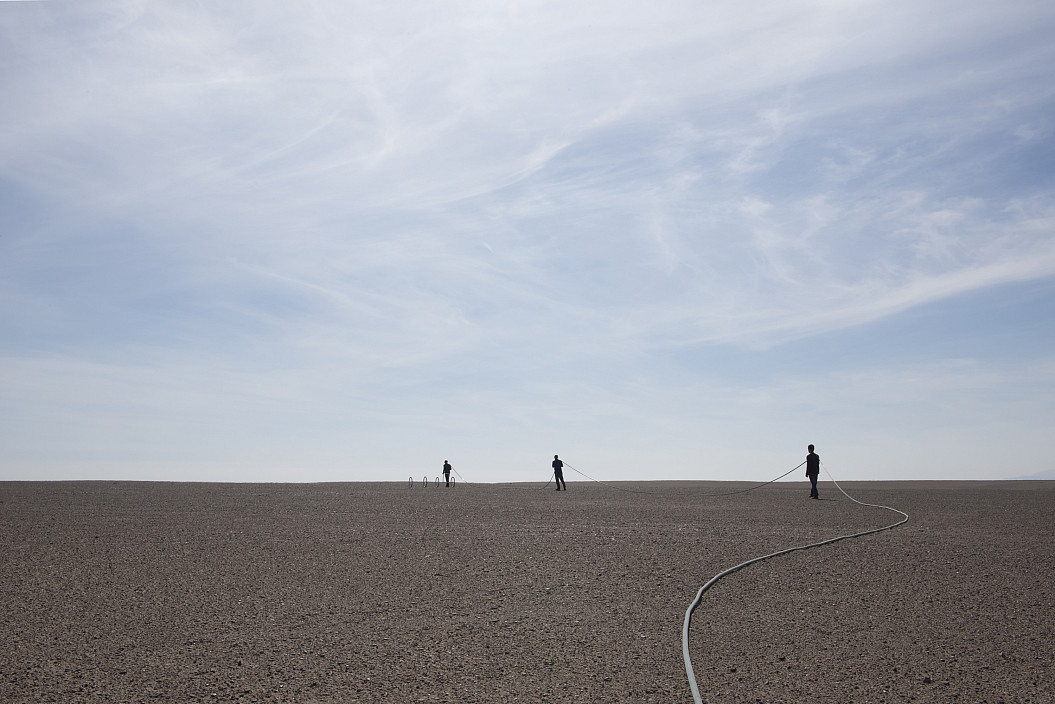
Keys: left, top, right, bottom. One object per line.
{"left": 1, "top": 479, "right": 1052, "bottom": 703}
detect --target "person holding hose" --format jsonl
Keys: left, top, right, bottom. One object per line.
{"left": 552, "top": 454, "right": 566, "bottom": 491}
{"left": 806, "top": 444, "right": 820, "bottom": 499}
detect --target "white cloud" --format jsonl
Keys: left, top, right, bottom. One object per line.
{"left": 2, "top": 0, "right": 1054, "bottom": 480}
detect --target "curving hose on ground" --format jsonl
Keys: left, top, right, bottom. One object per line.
{"left": 680, "top": 467, "right": 909, "bottom": 704}
{"left": 422, "top": 458, "right": 906, "bottom": 702}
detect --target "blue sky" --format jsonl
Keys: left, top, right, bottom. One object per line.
{"left": 2, "top": 0, "right": 1054, "bottom": 482}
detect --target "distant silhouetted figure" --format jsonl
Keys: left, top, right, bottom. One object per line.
{"left": 443, "top": 460, "right": 452, "bottom": 488}
{"left": 806, "top": 445, "right": 820, "bottom": 499}
{"left": 552, "top": 455, "right": 566, "bottom": 491}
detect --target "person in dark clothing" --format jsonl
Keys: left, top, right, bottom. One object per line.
{"left": 806, "top": 445, "right": 820, "bottom": 499}
{"left": 552, "top": 455, "right": 566, "bottom": 491}
{"left": 443, "top": 460, "right": 452, "bottom": 488}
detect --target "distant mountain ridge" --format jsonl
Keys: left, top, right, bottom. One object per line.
{"left": 1012, "top": 469, "right": 1055, "bottom": 480}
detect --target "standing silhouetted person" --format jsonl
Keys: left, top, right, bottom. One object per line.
{"left": 806, "top": 444, "right": 820, "bottom": 499}
{"left": 443, "top": 460, "right": 452, "bottom": 488}
{"left": 552, "top": 455, "right": 566, "bottom": 491}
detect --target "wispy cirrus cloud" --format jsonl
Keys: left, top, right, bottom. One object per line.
{"left": 2, "top": 0, "right": 1054, "bottom": 480}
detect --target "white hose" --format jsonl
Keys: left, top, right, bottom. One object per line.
{"left": 681, "top": 469, "right": 908, "bottom": 704}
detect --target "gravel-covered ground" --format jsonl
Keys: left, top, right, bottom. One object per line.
{"left": 1, "top": 479, "right": 1052, "bottom": 703}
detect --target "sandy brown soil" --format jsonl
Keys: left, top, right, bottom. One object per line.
{"left": 1, "top": 479, "right": 1052, "bottom": 703}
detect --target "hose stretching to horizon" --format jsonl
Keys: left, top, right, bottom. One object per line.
{"left": 562, "top": 460, "right": 805, "bottom": 496}
{"left": 449, "top": 466, "right": 555, "bottom": 491}
{"left": 448, "top": 460, "right": 804, "bottom": 496}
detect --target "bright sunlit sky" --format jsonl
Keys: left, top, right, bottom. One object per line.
{"left": 2, "top": 0, "right": 1054, "bottom": 483}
